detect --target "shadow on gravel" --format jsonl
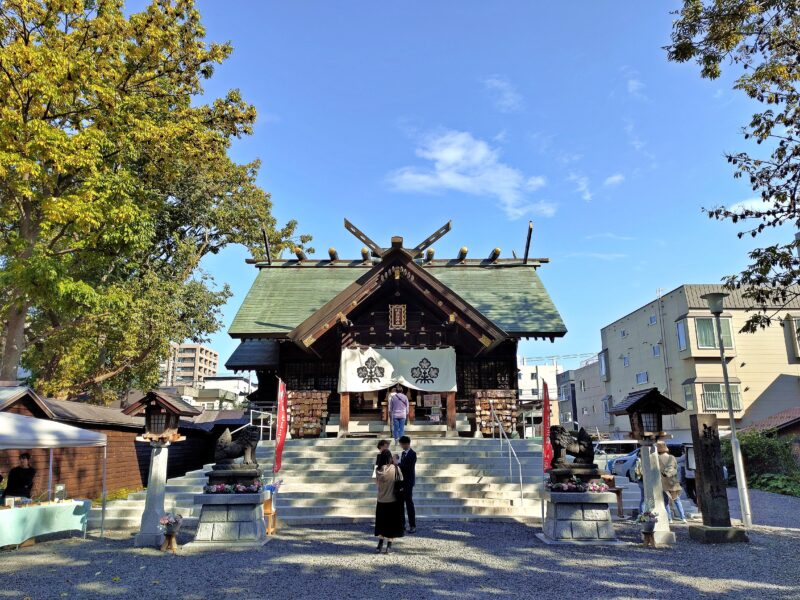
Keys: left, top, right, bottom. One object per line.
{"left": 0, "top": 520, "right": 798, "bottom": 600}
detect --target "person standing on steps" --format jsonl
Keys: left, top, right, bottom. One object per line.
{"left": 373, "top": 439, "right": 390, "bottom": 479}
{"left": 374, "top": 449, "right": 404, "bottom": 553}
{"left": 399, "top": 435, "right": 417, "bottom": 533}
{"left": 388, "top": 385, "right": 409, "bottom": 443}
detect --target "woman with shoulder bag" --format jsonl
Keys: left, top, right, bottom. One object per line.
{"left": 374, "top": 449, "right": 405, "bottom": 553}
{"left": 657, "top": 441, "right": 686, "bottom": 523}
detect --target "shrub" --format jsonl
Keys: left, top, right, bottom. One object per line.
{"left": 749, "top": 474, "right": 800, "bottom": 498}
{"left": 721, "top": 429, "right": 798, "bottom": 481}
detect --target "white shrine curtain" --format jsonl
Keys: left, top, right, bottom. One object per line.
{"left": 338, "top": 347, "right": 457, "bottom": 393}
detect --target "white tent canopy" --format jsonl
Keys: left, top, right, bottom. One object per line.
{"left": 0, "top": 411, "right": 108, "bottom": 536}
{"left": 0, "top": 412, "right": 106, "bottom": 449}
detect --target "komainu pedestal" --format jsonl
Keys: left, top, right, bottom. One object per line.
{"left": 538, "top": 491, "right": 620, "bottom": 545}
{"left": 186, "top": 491, "right": 271, "bottom": 549}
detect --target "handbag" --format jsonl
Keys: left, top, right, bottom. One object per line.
{"left": 393, "top": 466, "right": 406, "bottom": 501}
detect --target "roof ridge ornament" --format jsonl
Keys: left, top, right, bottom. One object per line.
{"left": 343, "top": 218, "right": 452, "bottom": 259}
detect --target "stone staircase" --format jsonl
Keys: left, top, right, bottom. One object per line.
{"left": 89, "top": 437, "right": 642, "bottom": 529}
{"left": 262, "top": 437, "right": 545, "bottom": 525}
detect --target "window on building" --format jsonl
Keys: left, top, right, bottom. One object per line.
{"left": 695, "top": 317, "right": 734, "bottom": 349}
{"left": 652, "top": 344, "right": 661, "bottom": 358}
{"left": 649, "top": 315, "right": 658, "bottom": 326}
{"left": 579, "top": 379, "right": 586, "bottom": 392}
{"left": 683, "top": 384, "right": 695, "bottom": 410}
{"left": 701, "top": 383, "right": 742, "bottom": 411}
{"left": 598, "top": 350, "right": 609, "bottom": 380}
{"left": 532, "top": 388, "right": 539, "bottom": 396}
{"left": 676, "top": 320, "right": 688, "bottom": 351}
{"left": 623, "top": 355, "right": 630, "bottom": 368}
{"left": 518, "top": 372, "right": 522, "bottom": 380}
{"left": 531, "top": 373, "right": 538, "bottom": 380}
{"left": 582, "top": 407, "right": 589, "bottom": 415}
{"left": 635, "top": 371, "right": 649, "bottom": 384}
{"left": 619, "top": 329, "right": 628, "bottom": 338}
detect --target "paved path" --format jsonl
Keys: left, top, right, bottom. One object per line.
{"left": 1, "top": 504, "right": 799, "bottom": 600}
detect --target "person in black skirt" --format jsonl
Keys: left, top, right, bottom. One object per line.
{"left": 374, "top": 449, "right": 404, "bottom": 553}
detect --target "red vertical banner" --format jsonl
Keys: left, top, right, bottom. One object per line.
{"left": 273, "top": 378, "right": 288, "bottom": 474}
{"left": 542, "top": 381, "right": 553, "bottom": 472}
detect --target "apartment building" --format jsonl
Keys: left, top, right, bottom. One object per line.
{"left": 159, "top": 343, "right": 219, "bottom": 387}
{"left": 563, "top": 357, "right": 608, "bottom": 434}
{"left": 517, "top": 359, "right": 561, "bottom": 425}
{"left": 599, "top": 284, "right": 800, "bottom": 442}
{"left": 556, "top": 370, "right": 576, "bottom": 425}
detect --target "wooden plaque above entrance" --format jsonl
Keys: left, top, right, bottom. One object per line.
{"left": 388, "top": 304, "right": 407, "bottom": 330}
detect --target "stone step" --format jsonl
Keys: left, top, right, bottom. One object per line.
{"left": 255, "top": 449, "right": 543, "bottom": 458}
{"left": 275, "top": 504, "right": 543, "bottom": 518}
{"left": 277, "top": 514, "right": 539, "bottom": 526}
{"left": 270, "top": 474, "right": 544, "bottom": 484}
{"left": 257, "top": 439, "right": 543, "bottom": 448}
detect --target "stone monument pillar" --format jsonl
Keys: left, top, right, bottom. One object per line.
{"left": 640, "top": 440, "right": 675, "bottom": 545}
{"left": 688, "top": 414, "right": 748, "bottom": 543}
{"left": 134, "top": 442, "right": 169, "bottom": 548}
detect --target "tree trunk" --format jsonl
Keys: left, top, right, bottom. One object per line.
{"left": 0, "top": 299, "right": 29, "bottom": 380}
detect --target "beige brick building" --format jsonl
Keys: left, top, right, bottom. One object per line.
{"left": 598, "top": 284, "right": 800, "bottom": 442}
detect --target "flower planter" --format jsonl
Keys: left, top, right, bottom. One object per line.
{"left": 641, "top": 521, "right": 656, "bottom": 534}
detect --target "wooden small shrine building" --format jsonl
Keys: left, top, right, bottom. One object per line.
{"left": 225, "top": 220, "right": 566, "bottom": 437}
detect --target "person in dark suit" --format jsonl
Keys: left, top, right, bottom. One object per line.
{"left": 2, "top": 453, "right": 35, "bottom": 500}
{"left": 398, "top": 435, "right": 417, "bottom": 533}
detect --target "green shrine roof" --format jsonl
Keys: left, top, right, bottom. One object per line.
{"left": 228, "top": 260, "right": 567, "bottom": 339}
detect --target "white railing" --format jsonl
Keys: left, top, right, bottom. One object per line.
{"left": 489, "top": 400, "right": 524, "bottom": 504}
{"left": 702, "top": 391, "right": 743, "bottom": 412}
{"left": 231, "top": 409, "right": 275, "bottom": 442}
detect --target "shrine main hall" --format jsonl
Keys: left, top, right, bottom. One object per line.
{"left": 224, "top": 221, "right": 566, "bottom": 437}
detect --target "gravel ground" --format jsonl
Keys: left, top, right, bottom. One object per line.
{"left": 1, "top": 491, "right": 798, "bottom": 600}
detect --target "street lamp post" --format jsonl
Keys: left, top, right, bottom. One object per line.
{"left": 700, "top": 292, "right": 753, "bottom": 528}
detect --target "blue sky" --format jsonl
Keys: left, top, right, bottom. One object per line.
{"left": 188, "top": 1, "right": 785, "bottom": 372}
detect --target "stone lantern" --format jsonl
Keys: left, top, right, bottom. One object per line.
{"left": 123, "top": 391, "right": 200, "bottom": 547}
{"left": 611, "top": 388, "right": 685, "bottom": 546}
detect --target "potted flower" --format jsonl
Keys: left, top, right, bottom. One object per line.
{"left": 637, "top": 510, "right": 659, "bottom": 533}
{"left": 158, "top": 512, "right": 183, "bottom": 553}
{"left": 159, "top": 512, "right": 183, "bottom": 535}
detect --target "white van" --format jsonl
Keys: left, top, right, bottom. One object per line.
{"left": 593, "top": 440, "right": 639, "bottom": 464}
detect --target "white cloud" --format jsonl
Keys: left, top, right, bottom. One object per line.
{"left": 526, "top": 176, "right": 547, "bottom": 192}
{"left": 483, "top": 76, "right": 523, "bottom": 113}
{"left": 388, "top": 129, "right": 556, "bottom": 219}
{"left": 621, "top": 66, "right": 649, "bottom": 100}
{"left": 493, "top": 130, "right": 508, "bottom": 143}
{"left": 565, "top": 252, "right": 628, "bottom": 261}
{"left": 728, "top": 197, "right": 772, "bottom": 214}
{"left": 623, "top": 118, "right": 657, "bottom": 167}
{"left": 568, "top": 173, "right": 593, "bottom": 201}
{"left": 603, "top": 173, "right": 625, "bottom": 186}
{"left": 585, "top": 233, "right": 635, "bottom": 241}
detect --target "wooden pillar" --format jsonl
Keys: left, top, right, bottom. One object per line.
{"left": 446, "top": 391, "right": 457, "bottom": 437}
{"left": 408, "top": 391, "right": 416, "bottom": 422}
{"left": 339, "top": 392, "right": 350, "bottom": 438}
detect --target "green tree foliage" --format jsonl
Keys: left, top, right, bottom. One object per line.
{"left": 0, "top": 0, "right": 309, "bottom": 401}
{"left": 722, "top": 428, "right": 798, "bottom": 478}
{"left": 667, "top": 1, "right": 800, "bottom": 331}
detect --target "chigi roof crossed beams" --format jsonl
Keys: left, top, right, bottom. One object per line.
{"left": 227, "top": 220, "right": 567, "bottom": 366}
